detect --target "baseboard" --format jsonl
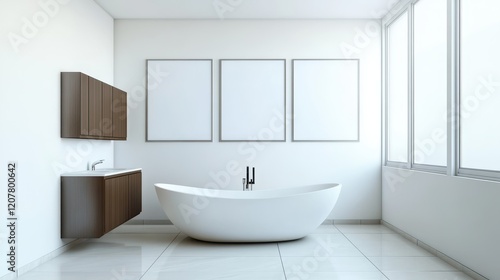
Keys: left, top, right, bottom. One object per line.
{"left": 125, "top": 219, "right": 173, "bottom": 225}
{"left": 0, "top": 238, "right": 87, "bottom": 280}
{"left": 131, "top": 219, "right": 381, "bottom": 226}
{"left": 326, "top": 219, "right": 381, "bottom": 225}
{"left": 382, "top": 220, "right": 489, "bottom": 280}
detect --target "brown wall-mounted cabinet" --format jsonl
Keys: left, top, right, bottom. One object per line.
{"left": 112, "top": 87, "right": 127, "bottom": 139}
{"left": 61, "top": 171, "right": 142, "bottom": 238}
{"left": 61, "top": 72, "right": 127, "bottom": 140}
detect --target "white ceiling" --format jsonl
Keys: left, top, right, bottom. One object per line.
{"left": 93, "top": 0, "right": 400, "bottom": 19}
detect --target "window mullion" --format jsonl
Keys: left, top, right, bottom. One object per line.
{"left": 408, "top": 3, "right": 415, "bottom": 169}
{"left": 448, "top": 0, "right": 459, "bottom": 176}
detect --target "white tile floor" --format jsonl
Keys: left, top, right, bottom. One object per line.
{"left": 16, "top": 224, "right": 474, "bottom": 280}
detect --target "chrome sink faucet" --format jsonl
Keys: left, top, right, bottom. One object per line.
{"left": 91, "top": 159, "right": 105, "bottom": 171}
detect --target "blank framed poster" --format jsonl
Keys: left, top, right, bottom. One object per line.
{"left": 220, "top": 59, "right": 286, "bottom": 142}
{"left": 292, "top": 59, "right": 359, "bottom": 142}
{"left": 146, "top": 59, "right": 213, "bottom": 141}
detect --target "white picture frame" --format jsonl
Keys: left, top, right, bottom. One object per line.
{"left": 146, "top": 59, "right": 213, "bottom": 142}
{"left": 292, "top": 59, "right": 360, "bottom": 142}
{"left": 220, "top": 59, "right": 286, "bottom": 142}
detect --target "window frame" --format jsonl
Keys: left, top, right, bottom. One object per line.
{"left": 384, "top": 0, "right": 500, "bottom": 181}
{"left": 384, "top": 8, "right": 411, "bottom": 168}
{"left": 456, "top": 0, "right": 500, "bottom": 181}
{"left": 384, "top": 0, "right": 447, "bottom": 174}
{"left": 411, "top": 0, "right": 449, "bottom": 170}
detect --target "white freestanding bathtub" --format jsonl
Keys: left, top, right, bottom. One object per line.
{"left": 154, "top": 183, "right": 341, "bottom": 242}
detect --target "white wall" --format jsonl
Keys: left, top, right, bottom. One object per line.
{"left": 0, "top": 0, "right": 114, "bottom": 276}
{"left": 383, "top": 167, "right": 500, "bottom": 279}
{"left": 114, "top": 20, "right": 382, "bottom": 221}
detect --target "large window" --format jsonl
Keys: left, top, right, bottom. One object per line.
{"left": 385, "top": 0, "right": 500, "bottom": 180}
{"left": 413, "top": 0, "right": 448, "bottom": 167}
{"left": 385, "top": 0, "right": 447, "bottom": 170}
{"left": 386, "top": 12, "right": 409, "bottom": 163}
{"left": 459, "top": 0, "right": 500, "bottom": 173}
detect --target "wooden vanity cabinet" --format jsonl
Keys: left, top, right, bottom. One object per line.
{"left": 61, "top": 72, "right": 127, "bottom": 140}
{"left": 103, "top": 175, "right": 129, "bottom": 233}
{"left": 128, "top": 172, "right": 142, "bottom": 219}
{"left": 61, "top": 171, "right": 142, "bottom": 238}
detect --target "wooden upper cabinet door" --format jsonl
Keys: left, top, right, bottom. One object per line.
{"left": 80, "top": 74, "right": 89, "bottom": 136}
{"left": 102, "top": 83, "right": 113, "bottom": 137}
{"left": 61, "top": 72, "right": 89, "bottom": 138}
{"left": 112, "top": 88, "right": 127, "bottom": 140}
{"left": 88, "top": 77, "right": 102, "bottom": 137}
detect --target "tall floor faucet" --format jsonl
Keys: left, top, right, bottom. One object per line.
{"left": 243, "top": 166, "right": 255, "bottom": 191}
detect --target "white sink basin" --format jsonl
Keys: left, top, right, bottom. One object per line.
{"left": 62, "top": 168, "right": 142, "bottom": 177}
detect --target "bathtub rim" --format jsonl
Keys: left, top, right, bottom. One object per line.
{"left": 154, "top": 183, "right": 341, "bottom": 200}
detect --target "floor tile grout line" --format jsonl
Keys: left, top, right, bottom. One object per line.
{"left": 335, "top": 225, "right": 391, "bottom": 280}
{"left": 276, "top": 243, "right": 288, "bottom": 280}
{"left": 138, "top": 232, "right": 181, "bottom": 280}
{"left": 335, "top": 226, "right": 467, "bottom": 276}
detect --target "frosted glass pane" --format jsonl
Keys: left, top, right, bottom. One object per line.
{"left": 413, "top": 0, "right": 447, "bottom": 166}
{"left": 387, "top": 12, "right": 409, "bottom": 163}
{"left": 460, "top": 0, "right": 500, "bottom": 171}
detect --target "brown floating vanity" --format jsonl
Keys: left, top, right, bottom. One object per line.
{"left": 61, "top": 168, "right": 142, "bottom": 238}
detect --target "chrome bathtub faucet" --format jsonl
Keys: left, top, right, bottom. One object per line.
{"left": 243, "top": 166, "right": 255, "bottom": 191}
{"left": 91, "top": 159, "right": 105, "bottom": 170}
